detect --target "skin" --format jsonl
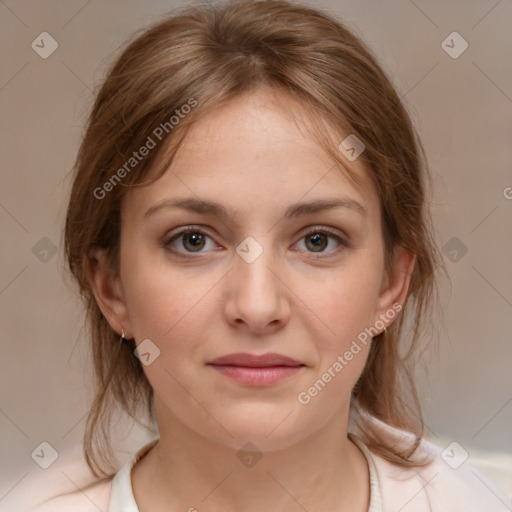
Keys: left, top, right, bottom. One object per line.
{"left": 89, "top": 86, "right": 415, "bottom": 512}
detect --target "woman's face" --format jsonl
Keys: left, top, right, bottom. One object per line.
{"left": 101, "top": 87, "right": 411, "bottom": 451}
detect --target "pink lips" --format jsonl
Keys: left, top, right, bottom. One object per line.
{"left": 208, "top": 352, "right": 305, "bottom": 386}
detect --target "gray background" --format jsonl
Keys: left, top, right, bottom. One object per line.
{"left": 1, "top": 0, "right": 511, "bottom": 507}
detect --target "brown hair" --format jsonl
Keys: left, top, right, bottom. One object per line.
{"left": 64, "top": 0, "right": 444, "bottom": 478}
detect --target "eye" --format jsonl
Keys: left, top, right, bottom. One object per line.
{"left": 164, "top": 227, "right": 218, "bottom": 254}
{"left": 294, "top": 227, "right": 348, "bottom": 256}
{"left": 163, "top": 225, "right": 349, "bottom": 257}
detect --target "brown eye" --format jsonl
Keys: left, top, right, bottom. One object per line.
{"left": 182, "top": 232, "right": 206, "bottom": 252}
{"left": 164, "top": 228, "right": 216, "bottom": 254}
{"left": 295, "top": 228, "right": 348, "bottom": 256}
{"left": 305, "top": 232, "right": 329, "bottom": 252}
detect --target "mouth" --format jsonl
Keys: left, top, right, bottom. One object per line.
{"left": 207, "top": 352, "right": 306, "bottom": 386}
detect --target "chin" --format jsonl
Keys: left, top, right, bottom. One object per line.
{"left": 200, "top": 406, "right": 313, "bottom": 452}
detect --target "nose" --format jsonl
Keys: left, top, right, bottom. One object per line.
{"left": 224, "top": 239, "right": 291, "bottom": 335}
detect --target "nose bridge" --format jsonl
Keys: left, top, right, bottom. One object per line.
{"left": 226, "top": 234, "right": 289, "bottom": 331}
{"left": 234, "top": 234, "right": 280, "bottom": 296}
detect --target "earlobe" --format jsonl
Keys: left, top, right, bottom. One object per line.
{"left": 87, "top": 247, "right": 133, "bottom": 338}
{"left": 375, "top": 245, "right": 416, "bottom": 327}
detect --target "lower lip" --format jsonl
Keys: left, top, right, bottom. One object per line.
{"left": 209, "top": 364, "right": 304, "bottom": 386}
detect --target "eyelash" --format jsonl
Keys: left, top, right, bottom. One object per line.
{"left": 162, "top": 225, "right": 349, "bottom": 258}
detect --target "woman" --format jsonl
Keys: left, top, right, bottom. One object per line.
{"left": 38, "top": 0, "right": 511, "bottom": 510}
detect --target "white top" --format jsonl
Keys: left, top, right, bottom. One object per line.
{"left": 109, "top": 433, "right": 383, "bottom": 512}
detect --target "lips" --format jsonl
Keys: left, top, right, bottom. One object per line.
{"left": 208, "top": 352, "right": 304, "bottom": 367}
{"left": 207, "top": 353, "right": 306, "bottom": 386}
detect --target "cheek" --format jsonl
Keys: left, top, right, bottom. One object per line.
{"left": 120, "top": 260, "right": 214, "bottom": 405}
{"left": 120, "top": 243, "right": 214, "bottom": 343}
{"left": 299, "top": 260, "right": 382, "bottom": 349}
{"left": 294, "top": 276, "right": 377, "bottom": 413}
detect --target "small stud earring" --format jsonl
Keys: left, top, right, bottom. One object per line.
{"left": 120, "top": 328, "right": 126, "bottom": 345}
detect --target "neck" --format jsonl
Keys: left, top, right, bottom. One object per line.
{"left": 131, "top": 404, "right": 370, "bottom": 512}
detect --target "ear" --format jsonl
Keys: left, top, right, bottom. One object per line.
{"left": 87, "top": 247, "right": 133, "bottom": 339}
{"left": 373, "top": 245, "right": 416, "bottom": 327}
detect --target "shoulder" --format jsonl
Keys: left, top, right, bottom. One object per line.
{"left": 31, "top": 479, "right": 112, "bottom": 512}
{"left": 16, "top": 436, "right": 158, "bottom": 512}
{"left": 364, "top": 418, "right": 512, "bottom": 512}
{"left": 5, "top": 441, "right": 115, "bottom": 512}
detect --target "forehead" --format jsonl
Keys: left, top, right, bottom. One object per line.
{"left": 124, "top": 88, "right": 380, "bottom": 225}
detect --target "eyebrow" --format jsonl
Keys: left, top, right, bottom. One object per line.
{"left": 144, "top": 197, "right": 367, "bottom": 220}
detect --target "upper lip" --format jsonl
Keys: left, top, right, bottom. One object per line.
{"left": 208, "top": 352, "right": 304, "bottom": 367}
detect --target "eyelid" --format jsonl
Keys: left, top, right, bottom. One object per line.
{"left": 299, "top": 224, "right": 348, "bottom": 241}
